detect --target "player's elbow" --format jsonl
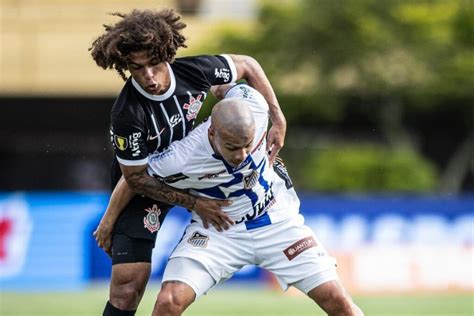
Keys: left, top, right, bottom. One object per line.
{"left": 122, "top": 170, "right": 148, "bottom": 195}
{"left": 123, "top": 173, "right": 140, "bottom": 192}
{"left": 231, "top": 54, "right": 261, "bottom": 81}
{"left": 120, "top": 164, "right": 148, "bottom": 194}
{"left": 241, "top": 55, "right": 260, "bottom": 75}
{"left": 125, "top": 173, "right": 146, "bottom": 194}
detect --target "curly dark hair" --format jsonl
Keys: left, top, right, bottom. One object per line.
{"left": 89, "top": 9, "right": 187, "bottom": 80}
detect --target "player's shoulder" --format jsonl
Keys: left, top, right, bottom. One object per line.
{"left": 111, "top": 80, "right": 144, "bottom": 121}
{"left": 173, "top": 55, "right": 231, "bottom": 71}
{"left": 175, "top": 54, "right": 224, "bottom": 64}
{"left": 225, "top": 83, "right": 269, "bottom": 112}
{"left": 173, "top": 55, "right": 209, "bottom": 70}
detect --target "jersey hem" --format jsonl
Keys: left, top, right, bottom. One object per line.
{"left": 116, "top": 156, "right": 149, "bottom": 166}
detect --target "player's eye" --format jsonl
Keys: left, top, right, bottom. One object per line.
{"left": 129, "top": 64, "right": 142, "bottom": 70}
{"left": 149, "top": 59, "right": 161, "bottom": 67}
{"left": 225, "top": 145, "right": 239, "bottom": 151}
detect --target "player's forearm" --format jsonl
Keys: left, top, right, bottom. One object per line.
{"left": 125, "top": 171, "right": 197, "bottom": 210}
{"left": 103, "top": 175, "right": 135, "bottom": 225}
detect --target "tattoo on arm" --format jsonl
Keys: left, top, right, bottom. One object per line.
{"left": 126, "top": 171, "right": 197, "bottom": 209}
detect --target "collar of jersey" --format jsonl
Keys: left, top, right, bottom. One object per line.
{"left": 211, "top": 150, "right": 253, "bottom": 174}
{"left": 131, "top": 63, "right": 176, "bottom": 101}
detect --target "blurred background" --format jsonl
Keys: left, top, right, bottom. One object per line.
{"left": 0, "top": 0, "right": 473, "bottom": 315}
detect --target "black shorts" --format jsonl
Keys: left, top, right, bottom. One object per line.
{"left": 112, "top": 194, "right": 172, "bottom": 240}
{"left": 111, "top": 233, "right": 155, "bottom": 265}
{"left": 111, "top": 160, "right": 172, "bottom": 240}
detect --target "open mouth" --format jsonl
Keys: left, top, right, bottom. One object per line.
{"left": 146, "top": 83, "right": 159, "bottom": 93}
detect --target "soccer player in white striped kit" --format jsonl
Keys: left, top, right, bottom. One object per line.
{"left": 106, "top": 83, "right": 363, "bottom": 315}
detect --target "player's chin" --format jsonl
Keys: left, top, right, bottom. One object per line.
{"left": 230, "top": 161, "right": 242, "bottom": 168}
{"left": 146, "top": 86, "right": 159, "bottom": 94}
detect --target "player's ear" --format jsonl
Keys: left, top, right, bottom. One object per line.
{"left": 208, "top": 125, "right": 215, "bottom": 138}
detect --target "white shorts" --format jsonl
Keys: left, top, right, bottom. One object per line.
{"left": 162, "top": 214, "right": 338, "bottom": 298}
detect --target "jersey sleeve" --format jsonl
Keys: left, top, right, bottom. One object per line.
{"left": 147, "top": 123, "right": 208, "bottom": 189}
{"left": 196, "top": 54, "right": 237, "bottom": 86}
{"left": 110, "top": 109, "right": 149, "bottom": 166}
{"left": 146, "top": 143, "right": 191, "bottom": 190}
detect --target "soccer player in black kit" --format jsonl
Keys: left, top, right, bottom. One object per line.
{"left": 89, "top": 9, "right": 286, "bottom": 316}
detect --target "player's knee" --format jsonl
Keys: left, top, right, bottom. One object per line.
{"left": 155, "top": 290, "right": 187, "bottom": 315}
{"left": 110, "top": 283, "right": 141, "bottom": 310}
{"left": 109, "top": 263, "right": 150, "bottom": 310}
{"left": 330, "top": 295, "right": 358, "bottom": 316}
{"left": 317, "top": 290, "right": 355, "bottom": 316}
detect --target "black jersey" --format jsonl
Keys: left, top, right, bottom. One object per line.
{"left": 108, "top": 54, "right": 236, "bottom": 241}
{"left": 110, "top": 54, "right": 237, "bottom": 168}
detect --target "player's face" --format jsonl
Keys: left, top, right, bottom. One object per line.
{"left": 210, "top": 127, "right": 255, "bottom": 167}
{"left": 127, "top": 51, "right": 169, "bottom": 95}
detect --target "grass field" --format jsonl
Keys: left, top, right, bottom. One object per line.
{"left": 0, "top": 284, "right": 472, "bottom": 316}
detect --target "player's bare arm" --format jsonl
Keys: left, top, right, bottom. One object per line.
{"left": 93, "top": 176, "right": 134, "bottom": 256}
{"left": 121, "top": 164, "right": 234, "bottom": 231}
{"left": 229, "top": 54, "right": 287, "bottom": 163}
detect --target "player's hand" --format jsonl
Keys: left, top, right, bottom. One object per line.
{"left": 93, "top": 220, "right": 113, "bottom": 258}
{"left": 193, "top": 197, "right": 234, "bottom": 232}
{"left": 267, "top": 122, "right": 286, "bottom": 165}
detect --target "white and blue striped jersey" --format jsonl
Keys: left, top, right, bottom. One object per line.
{"left": 147, "top": 84, "right": 299, "bottom": 227}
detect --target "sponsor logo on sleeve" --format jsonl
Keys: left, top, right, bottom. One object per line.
{"left": 149, "top": 147, "right": 173, "bottom": 163}
{"left": 214, "top": 68, "right": 230, "bottom": 81}
{"left": 283, "top": 236, "right": 317, "bottom": 261}
{"left": 187, "top": 231, "right": 209, "bottom": 248}
{"left": 143, "top": 204, "right": 161, "bottom": 233}
{"left": 130, "top": 132, "right": 141, "bottom": 157}
{"left": 114, "top": 135, "right": 128, "bottom": 151}
{"left": 238, "top": 85, "right": 252, "bottom": 98}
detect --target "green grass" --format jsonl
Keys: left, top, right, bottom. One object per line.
{"left": 0, "top": 284, "right": 472, "bottom": 316}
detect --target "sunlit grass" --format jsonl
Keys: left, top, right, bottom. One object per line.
{"left": 1, "top": 283, "right": 472, "bottom": 316}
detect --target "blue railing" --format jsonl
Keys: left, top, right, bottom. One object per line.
{"left": 0, "top": 192, "right": 472, "bottom": 291}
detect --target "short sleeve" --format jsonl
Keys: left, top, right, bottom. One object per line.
{"left": 110, "top": 110, "right": 148, "bottom": 166}
{"left": 147, "top": 145, "right": 191, "bottom": 189}
{"left": 196, "top": 55, "right": 237, "bottom": 86}
{"left": 225, "top": 84, "right": 269, "bottom": 114}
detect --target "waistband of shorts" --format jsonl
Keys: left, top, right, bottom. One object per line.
{"left": 190, "top": 212, "right": 273, "bottom": 231}
{"left": 244, "top": 212, "right": 272, "bottom": 230}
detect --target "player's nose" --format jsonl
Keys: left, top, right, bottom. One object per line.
{"left": 233, "top": 149, "right": 248, "bottom": 165}
{"left": 143, "top": 66, "right": 154, "bottom": 79}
